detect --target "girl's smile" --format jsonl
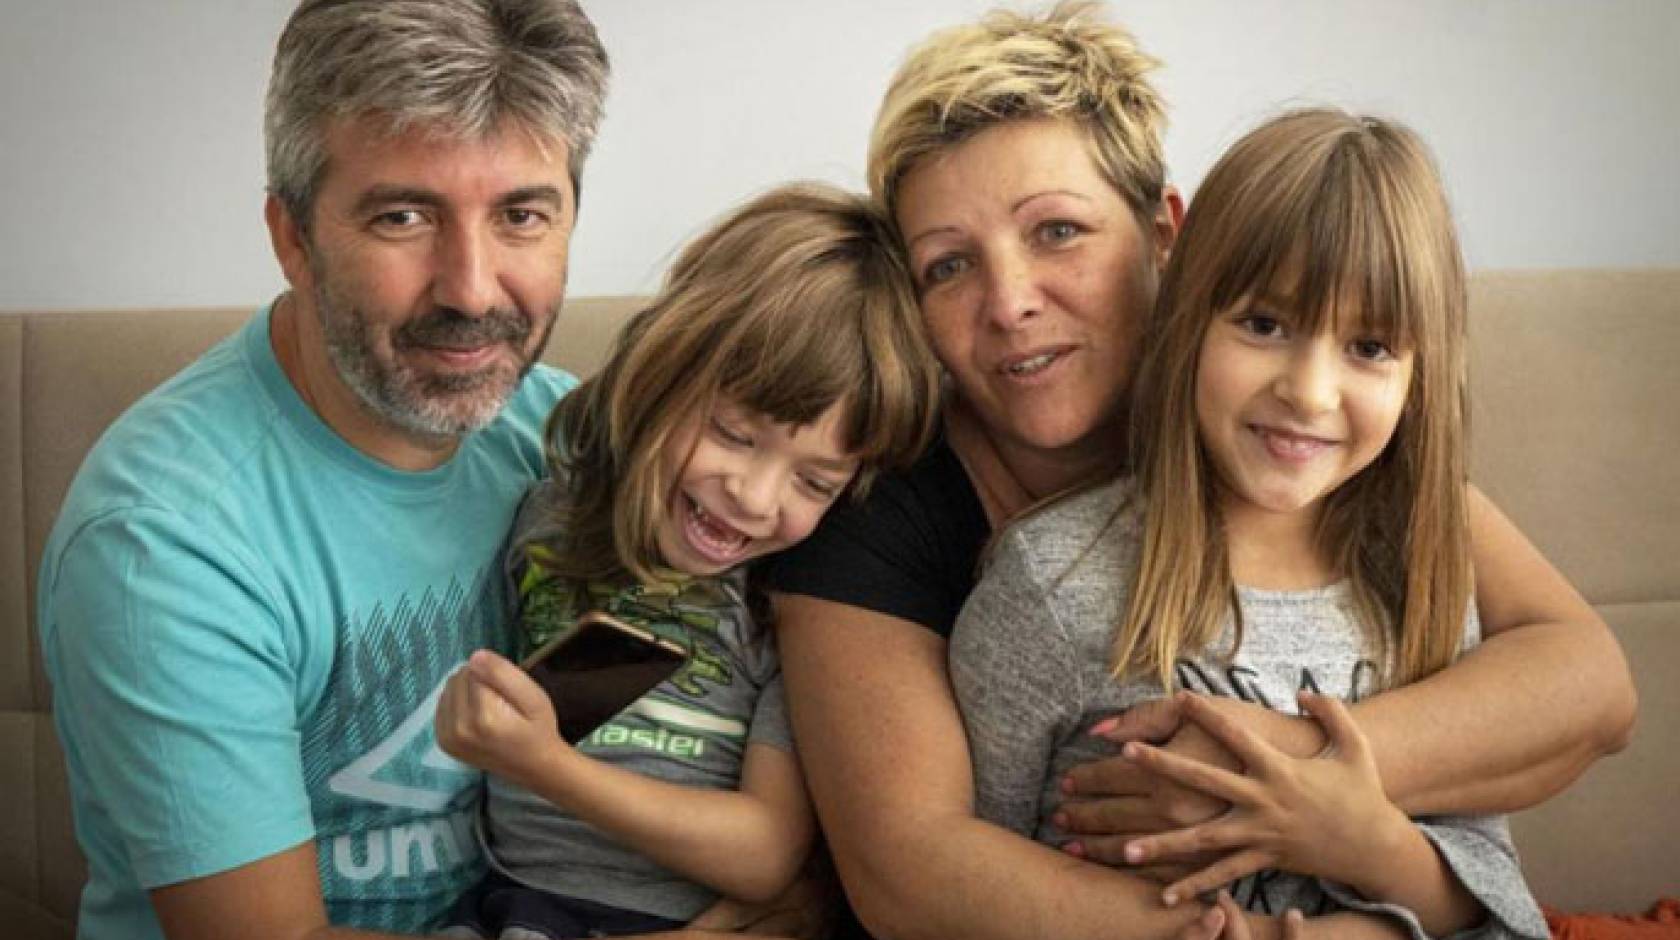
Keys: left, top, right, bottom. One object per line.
{"left": 1196, "top": 297, "right": 1413, "bottom": 527}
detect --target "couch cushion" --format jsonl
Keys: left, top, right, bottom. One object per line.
{"left": 1468, "top": 270, "right": 1680, "bottom": 606}
{"left": 1512, "top": 599, "right": 1680, "bottom": 913}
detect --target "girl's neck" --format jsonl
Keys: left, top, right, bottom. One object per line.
{"left": 945, "top": 398, "right": 1122, "bottom": 528}
{"left": 1220, "top": 492, "right": 1339, "bottom": 591}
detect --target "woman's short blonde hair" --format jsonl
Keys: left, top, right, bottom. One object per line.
{"left": 868, "top": 0, "right": 1167, "bottom": 225}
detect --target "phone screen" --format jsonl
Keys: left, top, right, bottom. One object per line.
{"left": 523, "top": 614, "right": 690, "bottom": 744}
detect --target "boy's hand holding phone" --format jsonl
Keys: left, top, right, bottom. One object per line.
{"left": 436, "top": 650, "right": 572, "bottom": 788}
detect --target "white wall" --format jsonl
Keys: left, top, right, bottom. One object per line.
{"left": 2, "top": 1, "right": 1676, "bottom": 311}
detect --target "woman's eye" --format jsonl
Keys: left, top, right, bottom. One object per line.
{"left": 710, "top": 416, "right": 751, "bottom": 447}
{"left": 1038, "top": 220, "right": 1081, "bottom": 244}
{"left": 921, "top": 255, "right": 969, "bottom": 287}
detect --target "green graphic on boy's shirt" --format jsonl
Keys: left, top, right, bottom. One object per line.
{"left": 517, "top": 544, "right": 734, "bottom": 696}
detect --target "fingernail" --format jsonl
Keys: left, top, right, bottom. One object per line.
{"left": 1052, "top": 811, "right": 1069, "bottom": 828}
{"left": 1124, "top": 841, "right": 1145, "bottom": 863}
{"left": 1062, "top": 841, "right": 1085, "bottom": 857}
{"left": 1089, "top": 716, "right": 1117, "bottom": 736}
{"left": 1060, "top": 775, "right": 1074, "bottom": 794}
{"left": 1162, "top": 889, "right": 1178, "bottom": 906}
{"left": 1123, "top": 742, "right": 1143, "bottom": 760}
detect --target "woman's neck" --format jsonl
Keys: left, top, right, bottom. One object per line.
{"left": 944, "top": 399, "right": 1122, "bottom": 528}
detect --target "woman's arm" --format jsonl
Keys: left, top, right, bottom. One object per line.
{"left": 435, "top": 652, "right": 814, "bottom": 903}
{"left": 1359, "top": 484, "right": 1636, "bottom": 813}
{"left": 1063, "top": 485, "right": 1636, "bottom": 840}
{"left": 773, "top": 592, "right": 1211, "bottom": 940}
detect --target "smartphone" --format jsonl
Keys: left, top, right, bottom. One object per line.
{"left": 520, "top": 610, "right": 691, "bottom": 744}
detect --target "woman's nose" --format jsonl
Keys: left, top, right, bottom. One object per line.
{"left": 979, "top": 250, "right": 1043, "bottom": 330}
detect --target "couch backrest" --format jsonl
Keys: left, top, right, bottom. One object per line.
{"left": 2, "top": 275, "right": 1675, "bottom": 930}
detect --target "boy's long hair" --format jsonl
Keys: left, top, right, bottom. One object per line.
{"left": 541, "top": 182, "right": 941, "bottom": 586}
{"left": 1116, "top": 109, "right": 1471, "bottom": 690}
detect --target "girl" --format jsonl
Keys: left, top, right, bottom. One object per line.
{"left": 950, "top": 109, "right": 1548, "bottom": 939}
{"left": 435, "top": 182, "right": 939, "bottom": 939}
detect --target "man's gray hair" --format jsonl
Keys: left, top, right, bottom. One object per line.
{"left": 264, "top": 0, "right": 609, "bottom": 226}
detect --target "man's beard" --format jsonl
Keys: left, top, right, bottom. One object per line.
{"left": 313, "top": 277, "right": 552, "bottom": 441}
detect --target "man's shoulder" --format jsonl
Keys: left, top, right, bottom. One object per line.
{"left": 488, "top": 363, "right": 575, "bottom": 438}
{"left": 56, "top": 316, "right": 277, "bottom": 525}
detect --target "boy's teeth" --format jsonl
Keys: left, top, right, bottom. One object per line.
{"left": 690, "top": 501, "right": 747, "bottom": 549}
{"left": 1008, "top": 352, "right": 1056, "bottom": 375}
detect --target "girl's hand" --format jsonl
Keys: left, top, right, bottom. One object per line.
{"left": 1177, "top": 891, "right": 1305, "bottom": 940}
{"left": 1120, "top": 691, "right": 1411, "bottom": 904}
{"left": 434, "top": 649, "right": 570, "bottom": 786}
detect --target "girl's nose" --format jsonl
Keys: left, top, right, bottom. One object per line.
{"left": 1275, "top": 342, "right": 1340, "bottom": 415}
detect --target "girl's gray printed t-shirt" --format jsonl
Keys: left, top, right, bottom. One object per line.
{"left": 950, "top": 478, "right": 1547, "bottom": 940}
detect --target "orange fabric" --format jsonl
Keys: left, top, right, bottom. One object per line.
{"left": 1545, "top": 899, "right": 1680, "bottom": 939}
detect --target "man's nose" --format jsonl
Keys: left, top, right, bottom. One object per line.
{"left": 433, "top": 222, "right": 501, "bottom": 317}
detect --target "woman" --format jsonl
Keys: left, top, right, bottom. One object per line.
{"left": 761, "top": 3, "right": 1636, "bottom": 938}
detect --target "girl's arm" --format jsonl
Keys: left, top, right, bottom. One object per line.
{"left": 1062, "top": 485, "right": 1636, "bottom": 846}
{"left": 434, "top": 651, "right": 813, "bottom": 904}
{"left": 773, "top": 592, "right": 1213, "bottom": 940}
{"left": 1123, "top": 693, "right": 1482, "bottom": 939}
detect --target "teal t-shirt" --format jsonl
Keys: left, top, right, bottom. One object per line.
{"left": 37, "top": 304, "right": 575, "bottom": 938}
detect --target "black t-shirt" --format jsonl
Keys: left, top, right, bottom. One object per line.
{"left": 759, "top": 431, "right": 989, "bottom": 638}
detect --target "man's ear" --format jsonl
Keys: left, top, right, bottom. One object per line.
{"left": 265, "top": 193, "right": 312, "bottom": 288}
{"left": 1152, "top": 184, "right": 1185, "bottom": 273}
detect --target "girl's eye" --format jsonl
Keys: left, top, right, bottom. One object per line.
{"left": 921, "top": 254, "right": 970, "bottom": 287}
{"left": 709, "top": 416, "right": 751, "bottom": 447}
{"left": 1350, "top": 337, "right": 1396, "bottom": 362}
{"left": 1238, "top": 313, "right": 1286, "bottom": 339}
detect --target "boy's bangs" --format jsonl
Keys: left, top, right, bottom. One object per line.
{"left": 716, "top": 277, "right": 871, "bottom": 452}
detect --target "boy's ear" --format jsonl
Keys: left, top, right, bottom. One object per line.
{"left": 1152, "top": 185, "right": 1185, "bottom": 273}
{"left": 264, "top": 193, "right": 312, "bottom": 289}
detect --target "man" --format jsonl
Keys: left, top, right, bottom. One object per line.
{"left": 37, "top": 2, "right": 617, "bottom": 937}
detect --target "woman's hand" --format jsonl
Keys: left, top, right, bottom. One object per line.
{"left": 1118, "top": 691, "right": 1411, "bottom": 905}
{"left": 434, "top": 649, "right": 570, "bottom": 787}
{"left": 1055, "top": 695, "right": 1236, "bottom": 881}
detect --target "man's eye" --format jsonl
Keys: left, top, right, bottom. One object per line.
{"left": 371, "top": 209, "right": 425, "bottom": 229}
{"left": 503, "top": 207, "right": 548, "bottom": 229}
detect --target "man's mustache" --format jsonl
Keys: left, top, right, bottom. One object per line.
{"left": 396, "top": 306, "right": 530, "bottom": 349}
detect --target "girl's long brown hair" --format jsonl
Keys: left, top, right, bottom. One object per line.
{"left": 540, "top": 182, "right": 940, "bottom": 587}
{"left": 1115, "top": 109, "right": 1471, "bottom": 690}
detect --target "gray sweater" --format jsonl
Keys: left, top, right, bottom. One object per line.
{"left": 950, "top": 478, "right": 1546, "bottom": 940}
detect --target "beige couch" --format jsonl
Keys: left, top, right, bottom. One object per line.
{"left": 3, "top": 274, "right": 1676, "bottom": 938}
